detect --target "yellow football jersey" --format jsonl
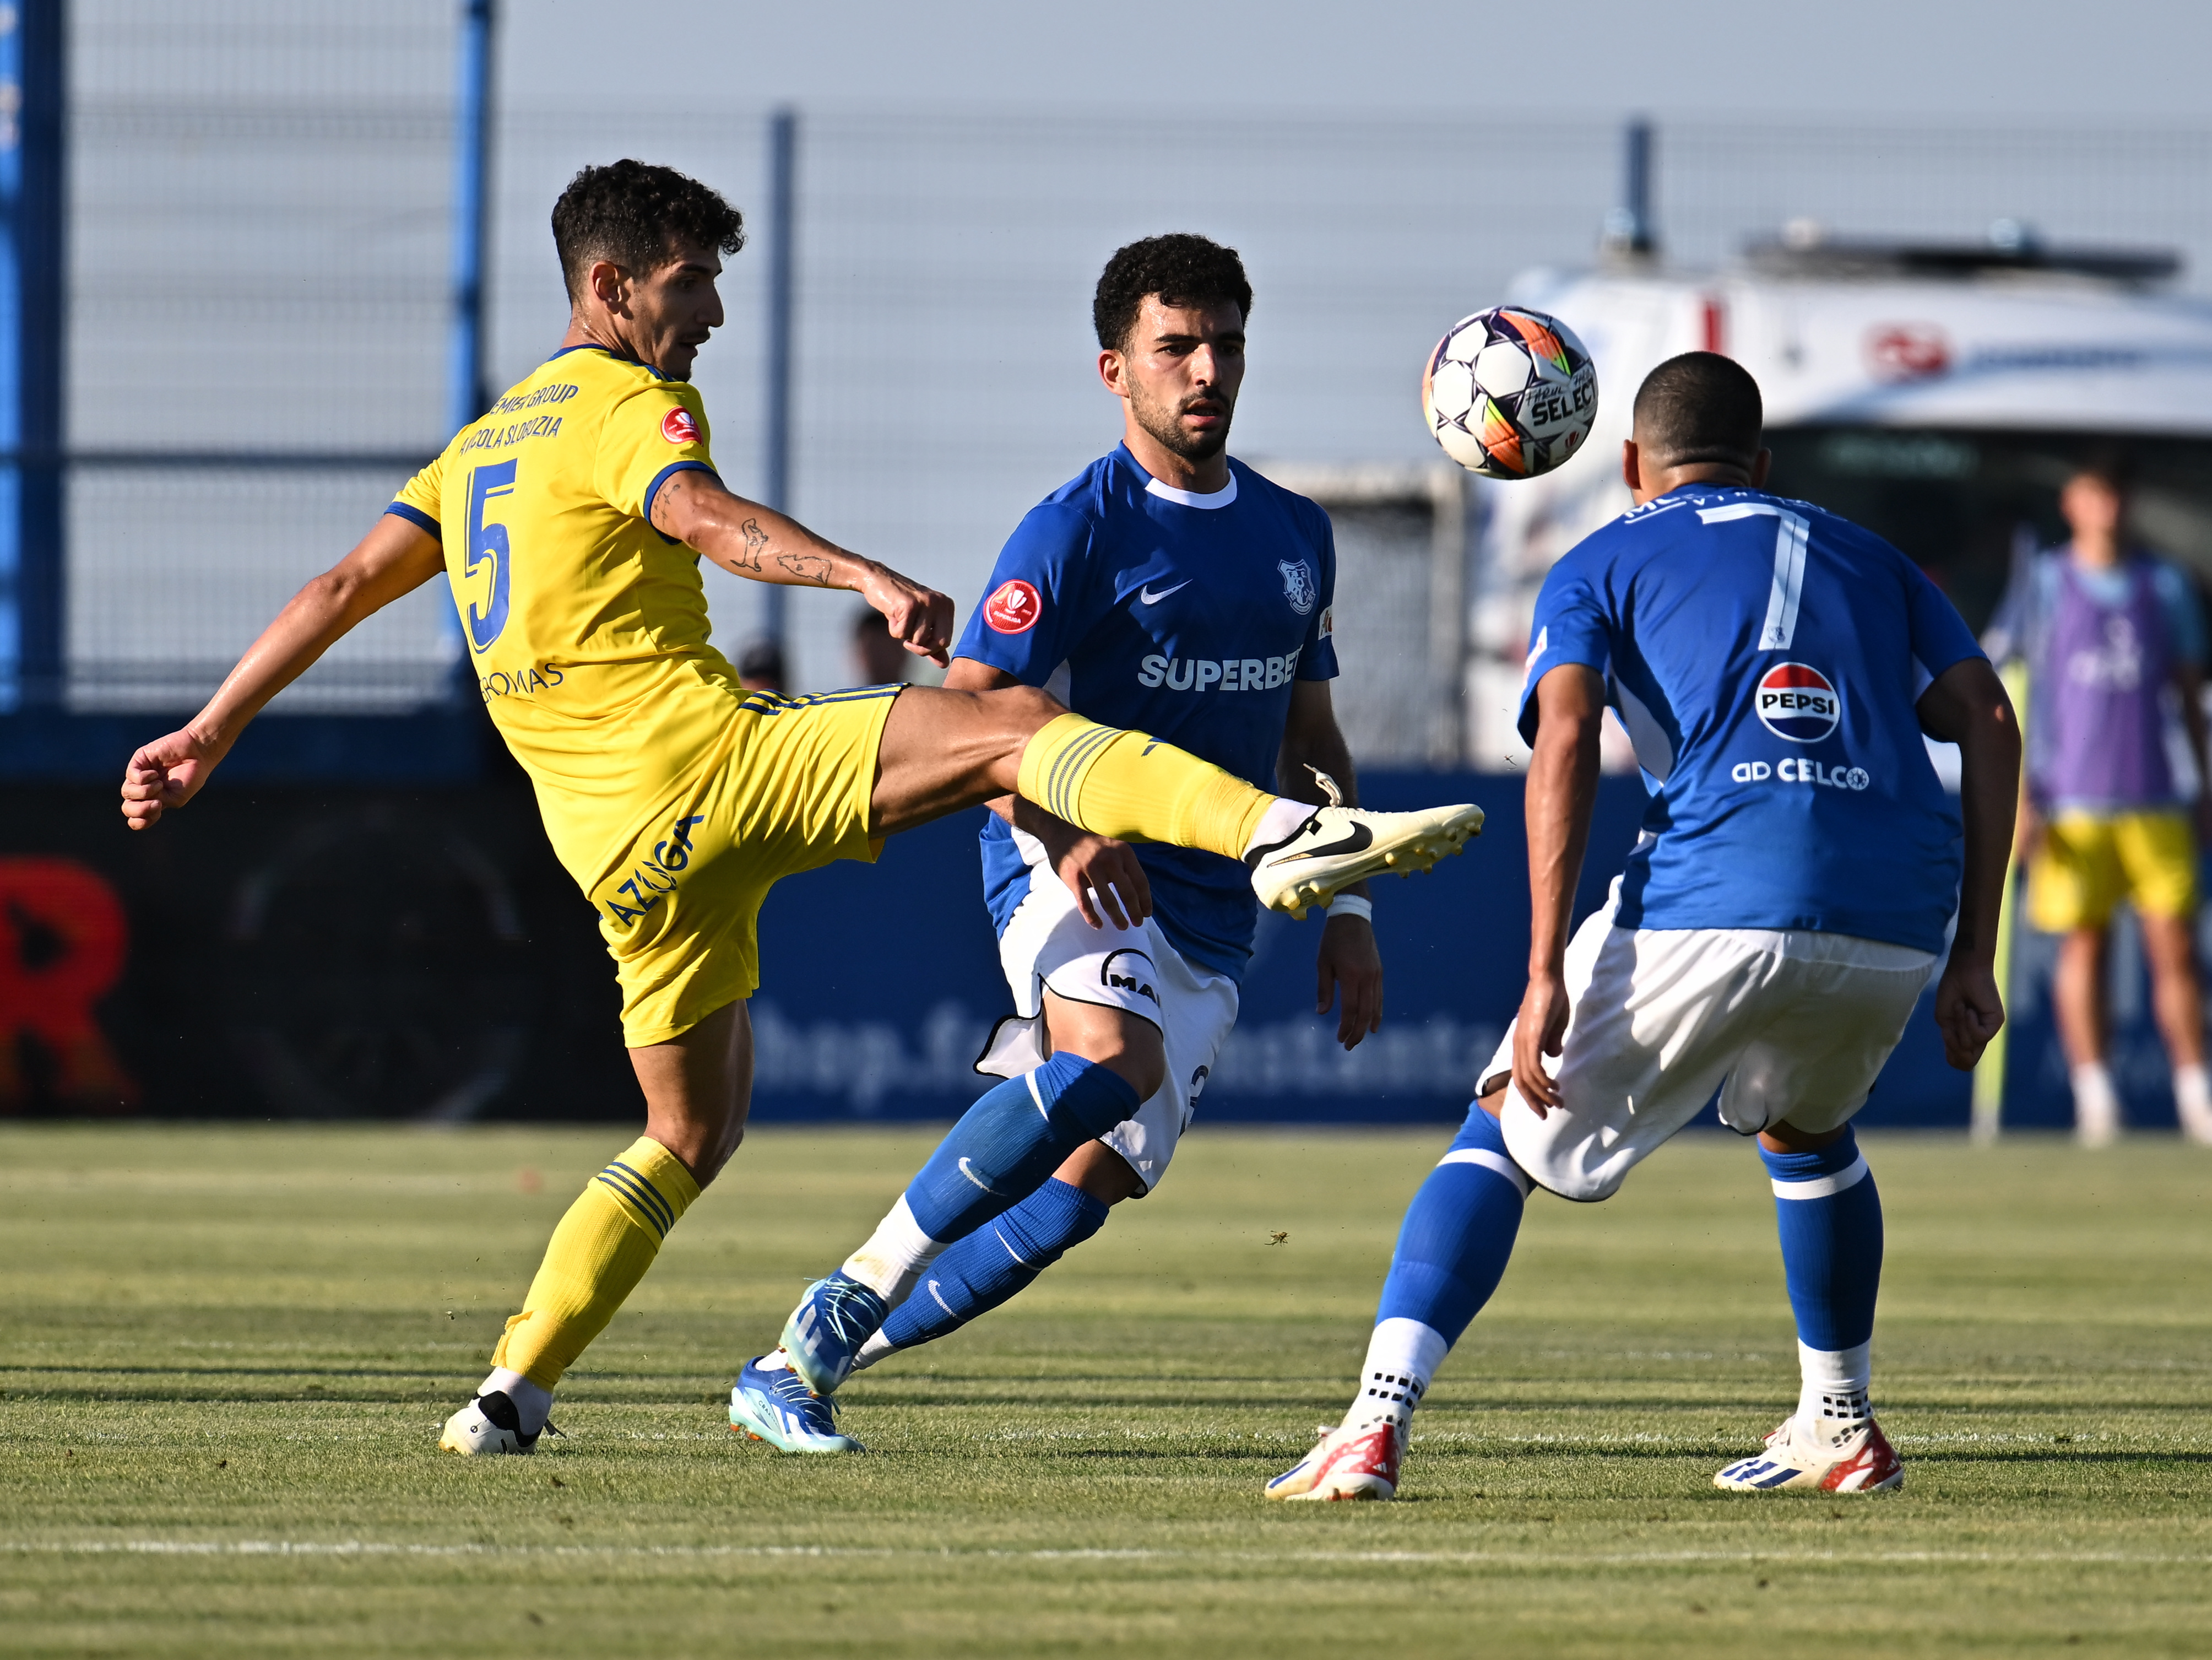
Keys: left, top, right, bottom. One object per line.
{"left": 390, "top": 344, "right": 747, "bottom": 887}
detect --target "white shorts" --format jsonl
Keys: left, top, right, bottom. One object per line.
{"left": 1487, "top": 883, "right": 1940, "bottom": 1203}
{"left": 974, "top": 861, "right": 1239, "bottom": 1194}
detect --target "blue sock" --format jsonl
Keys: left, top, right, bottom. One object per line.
{"left": 1760, "top": 1125, "right": 1883, "bottom": 1352}
{"left": 901, "top": 1054, "right": 1138, "bottom": 1242}
{"left": 1373, "top": 1104, "right": 1529, "bottom": 1345}
{"left": 877, "top": 1177, "right": 1110, "bottom": 1351}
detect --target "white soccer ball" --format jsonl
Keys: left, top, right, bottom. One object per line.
{"left": 1421, "top": 306, "right": 1598, "bottom": 479}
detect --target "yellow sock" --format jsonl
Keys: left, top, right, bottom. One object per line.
{"left": 1016, "top": 713, "right": 1275, "bottom": 858}
{"left": 491, "top": 1135, "right": 700, "bottom": 1391}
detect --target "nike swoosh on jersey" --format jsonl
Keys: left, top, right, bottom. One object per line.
{"left": 1276, "top": 822, "right": 1374, "bottom": 863}
{"left": 1138, "top": 580, "right": 1194, "bottom": 605}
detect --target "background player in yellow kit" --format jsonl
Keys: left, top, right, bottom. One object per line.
{"left": 116, "top": 161, "right": 1481, "bottom": 1456}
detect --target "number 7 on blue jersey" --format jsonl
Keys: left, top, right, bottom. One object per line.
{"left": 464, "top": 460, "right": 518, "bottom": 651}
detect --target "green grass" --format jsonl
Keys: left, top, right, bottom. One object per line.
{"left": 1, "top": 1124, "right": 2208, "bottom": 1658}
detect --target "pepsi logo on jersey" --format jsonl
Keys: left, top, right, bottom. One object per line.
{"left": 984, "top": 579, "right": 1043, "bottom": 634}
{"left": 1755, "top": 663, "right": 1841, "bottom": 742}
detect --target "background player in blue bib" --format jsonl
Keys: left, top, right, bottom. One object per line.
{"left": 733, "top": 236, "right": 1396, "bottom": 1446}
{"left": 1269, "top": 353, "right": 2021, "bottom": 1502}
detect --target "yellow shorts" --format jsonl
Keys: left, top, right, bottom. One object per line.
{"left": 586, "top": 685, "right": 902, "bottom": 1046}
{"left": 2026, "top": 809, "right": 2199, "bottom": 933}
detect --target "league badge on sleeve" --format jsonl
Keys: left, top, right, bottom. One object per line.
{"left": 661, "top": 405, "right": 702, "bottom": 445}
{"left": 1755, "top": 663, "right": 1841, "bottom": 742}
{"left": 984, "top": 578, "right": 1043, "bottom": 634}
{"left": 1278, "top": 559, "right": 1317, "bottom": 615}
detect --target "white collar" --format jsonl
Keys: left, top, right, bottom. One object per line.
{"left": 1145, "top": 472, "right": 1238, "bottom": 510}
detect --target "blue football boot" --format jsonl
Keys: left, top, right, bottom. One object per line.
{"left": 728, "top": 1354, "right": 864, "bottom": 1453}
{"left": 779, "top": 1272, "right": 890, "bottom": 1397}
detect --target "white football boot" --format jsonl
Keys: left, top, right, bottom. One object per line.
{"left": 438, "top": 1390, "right": 554, "bottom": 1456}
{"left": 1265, "top": 1419, "right": 1403, "bottom": 1502}
{"left": 1246, "top": 775, "right": 1483, "bottom": 921}
{"left": 1713, "top": 1413, "right": 1903, "bottom": 1494}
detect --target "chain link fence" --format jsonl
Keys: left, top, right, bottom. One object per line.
{"left": 51, "top": 14, "right": 2212, "bottom": 749}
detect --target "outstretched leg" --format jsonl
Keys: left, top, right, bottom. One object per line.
{"left": 441, "top": 1002, "right": 749, "bottom": 1455}
{"left": 1267, "top": 1094, "right": 1530, "bottom": 1502}
{"left": 869, "top": 686, "right": 1481, "bottom": 916}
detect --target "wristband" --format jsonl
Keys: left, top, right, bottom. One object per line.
{"left": 1325, "top": 894, "right": 1373, "bottom": 923}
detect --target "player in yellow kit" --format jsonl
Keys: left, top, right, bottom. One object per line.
{"left": 118, "top": 160, "right": 1481, "bottom": 1456}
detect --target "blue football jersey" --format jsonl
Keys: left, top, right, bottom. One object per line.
{"left": 1521, "top": 483, "right": 1983, "bottom": 953}
{"left": 954, "top": 443, "right": 1340, "bottom": 978}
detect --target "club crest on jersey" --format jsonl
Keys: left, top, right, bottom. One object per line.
{"left": 1278, "top": 559, "right": 1317, "bottom": 615}
{"left": 1756, "top": 662, "right": 1841, "bottom": 742}
{"left": 660, "top": 405, "right": 701, "bottom": 445}
{"left": 984, "top": 577, "right": 1042, "bottom": 634}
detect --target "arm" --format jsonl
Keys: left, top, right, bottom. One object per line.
{"left": 941, "top": 656, "right": 1152, "bottom": 930}
{"left": 2176, "top": 659, "right": 2212, "bottom": 843}
{"left": 1917, "top": 655, "right": 2023, "bottom": 1069}
{"left": 1511, "top": 664, "right": 1606, "bottom": 1112}
{"left": 1278, "top": 679, "right": 1381, "bottom": 1050}
{"left": 118, "top": 513, "right": 446, "bottom": 830}
{"left": 651, "top": 469, "right": 954, "bottom": 664}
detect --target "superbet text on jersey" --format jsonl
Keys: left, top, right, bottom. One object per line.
{"left": 952, "top": 443, "right": 1339, "bottom": 979}
{"left": 1520, "top": 484, "right": 1985, "bottom": 954}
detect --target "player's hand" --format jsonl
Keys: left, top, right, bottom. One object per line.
{"left": 119, "top": 726, "right": 219, "bottom": 830}
{"left": 1510, "top": 968, "right": 1571, "bottom": 1116}
{"left": 859, "top": 564, "right": 955, "bottom": 666}
{"left": 1316, "top": 913, "right": 1382, "bottom": 1050}
{"left": 1932, "top": 954, "right": 2005, "bottom": 1071}
{"left": 2013, "top": 802, "right": 2044, "bottom": 866}
{"left": 1038, "top": 820, "right": 1152, "bottom": 931}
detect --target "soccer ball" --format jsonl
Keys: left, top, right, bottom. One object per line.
{"left": 1422, "top": 306, "right": 1597, "bottom": 479}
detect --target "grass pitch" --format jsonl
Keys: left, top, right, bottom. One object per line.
{"left": 1, "top": 1125, "right": 2208, "bottom": 1658}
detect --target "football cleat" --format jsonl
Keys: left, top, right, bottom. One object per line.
{"left": 1264, "top": 1420, "right": 1403, "bottom": 1502}
{"left": 1246, "top": 800, "right": 1483, "bottom": 921}
{"left": 438, "top": 1390, "right": 554, "bottom": 1456}
{"left": 728, "top": 1354, "right": 865, "bottom": 1454}
{"left": 1714, "top": 1414, "right": 1904, "bottom": 1494}
{"left": 779, "top": 1272, "right": 890, "bottom": 1397}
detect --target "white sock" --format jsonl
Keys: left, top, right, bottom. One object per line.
{"left": 1794, "top": 1339, "right": 1872, "bottom": 1451}
{"left": 1244, "top": 796, "right": 1318, "bottom": 857}
{"left": 1343, "top": 1317, "right": 1451, "bottom": 1434}
{"left": 848, "top": 1329, "right": 897, "bottom": 1374}
{"left": 478, "top": 1368, "right": 554, "bottom": 1435}
{"left": 2174, "top": 1064, "right": 2212, "bottom": 1139}
{"left": 841, "top": 1195, "right": 947, "bottom": 1304}
{"left": 2071, "top": 1061, "right": 2121, "bottom": 1144}
{"left": 753, "top": 1348, "right": 793, "bottom": 1373}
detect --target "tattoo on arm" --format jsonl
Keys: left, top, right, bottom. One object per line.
{"left": 776, "top": 552, "right": 833, "bottom": 585}
{"left": 735, "top": 518, "right": 769, "bottom": 572}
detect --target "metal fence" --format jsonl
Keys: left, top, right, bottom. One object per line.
{"left": 25, "top": 6, "right": 2212, "bottom": 741}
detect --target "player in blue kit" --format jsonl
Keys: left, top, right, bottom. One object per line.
{"left": 730, "top": 235, "right": 1415, "bottom": 1451}
{"left": 1268, "top": 353, "right": 2021, "bottom": 1501}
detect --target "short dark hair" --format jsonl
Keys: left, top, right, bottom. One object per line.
{"left": 2071, "top": 445, "right": 2134, "bottom": 492}
{"left": 1631, "top": 352, "right": 1764, "bottom": 471}
{"left": 551, "top": 160, "right": 746, "bottom": 302}
{"left": 1092, "top": 234, "right": 1253, "bottom": 352}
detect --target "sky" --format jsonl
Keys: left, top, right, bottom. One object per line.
{"left": 507, "top": 0, "right": 2212, "bottom": 123}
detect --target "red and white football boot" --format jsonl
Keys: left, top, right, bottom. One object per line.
{"left": 1714, "top": 1414, "right": 1904, "bottom": 1493}
{"left": 1265, "top": 1419, "right": 1403, "bottom": 1502}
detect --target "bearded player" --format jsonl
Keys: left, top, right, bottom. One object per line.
{"left": 1267, "top": 353, "right": 2020, "bottom": 1502}
{"left": 726, "top": 234, "right": 1405, "bottom": 1451}
{"left": 117, "top": 164, "right": 1484, "bottom": 1456}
